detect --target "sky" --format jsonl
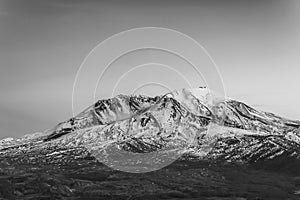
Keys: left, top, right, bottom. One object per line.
{"left": 0, "top": 0, "right": 300, "bottom": 139}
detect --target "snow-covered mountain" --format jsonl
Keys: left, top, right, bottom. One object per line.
{"left": 1, "top": 87, "right": 300, "bottom": 166}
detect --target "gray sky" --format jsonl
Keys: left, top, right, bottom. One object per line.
{"left": 0, "top": 0, "right": 300, "bottom": 138}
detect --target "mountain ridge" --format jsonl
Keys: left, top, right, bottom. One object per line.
{"left": 1, "top": 88, "right": 300, "bottom": 166}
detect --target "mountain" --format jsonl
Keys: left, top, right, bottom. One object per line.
{"left": 1, "top": 87, "right": 299, "bottom": 166}
{"left": 1, "top": 87, "right": 300, "bottom": 199}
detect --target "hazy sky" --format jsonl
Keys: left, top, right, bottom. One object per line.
{"left": 0, "top": 0, "right": 300, "bottom": 138}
